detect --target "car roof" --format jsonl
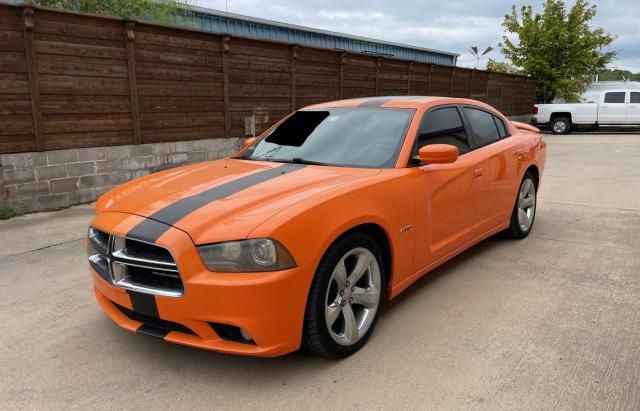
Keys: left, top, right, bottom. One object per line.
{"left": 301, "top": 96, "right": 498, "bottom": 112}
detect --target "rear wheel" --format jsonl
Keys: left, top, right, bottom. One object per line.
{"left": 505, "top": 172, "right": 537, "bottom": 239}
{"left": 303, "top": 233, "right": 385, "bottom": 358}
{"left": 551, "top": 117, "right": 571, "bottom": 134}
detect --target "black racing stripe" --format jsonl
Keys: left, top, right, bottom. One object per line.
{"left": 136, "top": 324, "right": 170, "bottom": 339}
{"left": 358, "top": 96, "right": 422, "bottom": 107}
{"left": 126, "top": 218, "right": 172, "bottom": 244}
{"left": 127, "top": 163, "right": 306, "bottom": 243}
{"left": 127, "top": 290, "right": 159, "bottom": 318}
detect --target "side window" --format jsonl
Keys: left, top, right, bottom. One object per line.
{"left": 604, "top": 92, "right": 625, "bottom": 103}
{"left": 494, "top": 116, "right": 508, "bottom": 138}
{"left": 463, "top": 107, "right": 500, "bottom": 146}
{"left": 630, "top": 92, "right": 640, "bottom": 104}
{"left": 413, "top": 107, "right": 469, "bottom": 157}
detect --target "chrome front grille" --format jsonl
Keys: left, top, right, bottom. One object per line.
{"left": 87, "top": 227, "right": 183, "bottom": 297}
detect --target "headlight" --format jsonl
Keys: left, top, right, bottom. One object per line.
{"left": 197, "top": 238, "right": 296, "bottom": 272}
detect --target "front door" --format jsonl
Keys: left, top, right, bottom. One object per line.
{"left": 410, "top": 106, "right": 488, "bottom": 272}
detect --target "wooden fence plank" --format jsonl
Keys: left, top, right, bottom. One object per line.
{"left": 124, "top": 21, "right": 141, "bottom": 144}
{"left": 222, "top": 35, "right": 230, "bottom": 138}
{"left": 291, "top": 45, "right": 297, "bottom": 111}
{"left": 339, "top": 53, "right": 345, "bottom": 99}
{"left": 375, "top": 58, "right": 381, "bottom": 96}
{"left": 22, "top": 7, "right": 44, "bottom": 151}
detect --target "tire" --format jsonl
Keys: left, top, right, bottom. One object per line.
{"left": 551, "top": 117, "right": 571, "bottom": 134}
{"left": 303, "top": 232, "right": 386, "bottom": 358}
{"left": 505, "top": 172, "right": 538, "bottom": 239}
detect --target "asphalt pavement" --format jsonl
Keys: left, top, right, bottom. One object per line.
{"left": 1, "top": 133, "right": 638, "bottom": 410}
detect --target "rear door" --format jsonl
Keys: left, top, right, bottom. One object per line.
{"left": 627, "top": 92, "right": 640, "bottom": 124}
{"left": 599, "top": 91, "right": 627, "bottom": 124}
{"left": 462, "top": 106, "right": 524, "bottom": 227}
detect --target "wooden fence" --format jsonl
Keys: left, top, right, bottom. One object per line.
{"left": 0, "top": 3, "right": 537, "bottom": 154}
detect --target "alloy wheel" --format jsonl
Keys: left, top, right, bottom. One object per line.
{"left": 324, "top": 247, "right": 381, "bottom": 346}
{"left": 517, "top": 178, "right": 536, "bottom": 232}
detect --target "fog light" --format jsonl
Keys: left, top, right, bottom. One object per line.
{"left": 209, "top": 322, "right": 255, "bottom": 344}
{"left": 239, "top": 328, "right": 252, "bottom": 342}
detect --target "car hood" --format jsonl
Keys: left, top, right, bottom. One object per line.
{"left": 99, "top": 158, "right": 380, "bottom": 244}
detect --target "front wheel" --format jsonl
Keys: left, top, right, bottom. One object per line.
{"left": 303, "top": 233, "right": 386, "bottom": 358}
{"left": 505, "top": 172, "right": 538, "bottom": 239}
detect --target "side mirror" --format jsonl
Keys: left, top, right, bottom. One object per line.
{"left": 243, "top": 137, "right": 257, "bottom": 148}
{"left": 417, "top": 144, "right": 459, "bottom": 164}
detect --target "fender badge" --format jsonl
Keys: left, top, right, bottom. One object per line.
{"left": 400, "top": 225, "right": 413, "bottom": 233}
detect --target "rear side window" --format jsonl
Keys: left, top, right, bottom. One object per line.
{"left": 631, "top": 92, "right": 640, "bottom": 104}
{"left": 413, "top": 107, "right": 469, "bottom": 157}
{"left": 463, "top": 107, "right": 500, "bottom": 147}
{"left": 604, "top": 92, "right": 625, "bottom": 103}
{"left": 494, "top": 116, "right": 508, "bottom": 138}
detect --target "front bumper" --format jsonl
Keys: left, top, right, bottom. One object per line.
{"left": 90, "top": 211, "right": 315, "bottom": 357}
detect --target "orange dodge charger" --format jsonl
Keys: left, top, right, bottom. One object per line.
{"left": 88, "top": 96, "right": 546, "bottom": 358}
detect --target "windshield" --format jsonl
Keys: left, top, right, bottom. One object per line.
{"left": 242, "top": 108, "right": 415, "bottom": 168}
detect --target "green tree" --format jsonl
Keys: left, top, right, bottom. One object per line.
{"left": 598, "top": 68, "right": 640, "bottom": 82}
{"left": 500, "top": 0, "right": 617, "bottom": 103}
{"left": 26, "top": 0, "right": 193, "bottom": 23}
{"left": 486, "top": 58, "right": 522, "bottom": 75}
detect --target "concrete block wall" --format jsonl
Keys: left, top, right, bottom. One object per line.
{"left": 0, "top": 138, "right": 243, "bottom": 214}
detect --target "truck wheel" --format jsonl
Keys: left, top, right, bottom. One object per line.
{"left": 551, "top": 117, "right": 571, "bottom": 134}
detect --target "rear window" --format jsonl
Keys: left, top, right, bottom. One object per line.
{"left": 494, "top": 116, "right": 508, "bottom": 138}
{"left": 631, "top": 92, "right": 640, "bottom": 104}
{"left": 604, "top": 92, "right": 625, "bottom": 103}
{"left": 463, "top": 107, "right": 500, "bottom": 147}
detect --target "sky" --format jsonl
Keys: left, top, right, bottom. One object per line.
{"left": 197, "top": 0, "right": 639, "bottom": 72}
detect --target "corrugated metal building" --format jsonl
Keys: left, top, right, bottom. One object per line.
{"left": 8, "top": 1, "right": 459, "bottom": 65}
{"left": 184, "top": 6, "right": 459, "bottom": 66}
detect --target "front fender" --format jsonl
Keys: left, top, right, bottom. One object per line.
{"left": 248, "top": 171, "right": 416, "bottom": 289}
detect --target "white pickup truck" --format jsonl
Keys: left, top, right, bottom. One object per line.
{"left": 533, "top": 89, "right": 640, "bottom": 134}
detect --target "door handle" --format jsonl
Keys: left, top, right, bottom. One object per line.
{"left": 515, "top": 150, "right": 525, "bottom": 159}
{"left": 630, "top": 105, "right": 637, "bottom": 108}
{"left": 473, "top": 168, "right": 484, "bottom": 178}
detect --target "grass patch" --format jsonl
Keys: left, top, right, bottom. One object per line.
{"left": 0, "top": 206, "right": 21, "bottom": 220}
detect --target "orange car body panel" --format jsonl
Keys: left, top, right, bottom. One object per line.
{"left": 89, "top": 97, "right": 546, "bottom": 356}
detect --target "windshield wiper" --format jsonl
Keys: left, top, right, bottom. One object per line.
{"left": 239, "top": 156, "right": 342, "bottom": 167}
{"left": 262, "top": 157, "right": 342, "bottom": 167}
{"left": 290, "top": 157, "right": 342, "bottom": 167}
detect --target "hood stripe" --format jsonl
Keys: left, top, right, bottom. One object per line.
{"left": 136, "top": 324, "right": 170, "bottom": 339}
{"left": 127, "top": 218, "right": 172, "bottom": 244}
{"left": 126, "top": 163, "right": 307, "bottom": 243}
{"left": 358, "top": 96, "right": 421, "bottom": 107}
{"left": 127, "top": 290, "right": 159, "bottom": 318}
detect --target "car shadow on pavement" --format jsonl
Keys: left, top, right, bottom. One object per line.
{"left": 93, "top": 235, "right": 504, "bottom": 382}
{"left": 381, "top": 236, "right": 501, "bottom": 315}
